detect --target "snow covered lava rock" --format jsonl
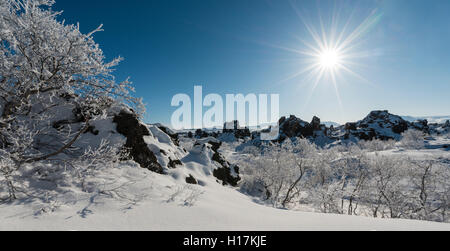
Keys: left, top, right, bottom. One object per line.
{"left": 278, "top": 115, "right": 313, "bottom": 139}
{"left": 113, "top": 111, "right": 164, "bottom": 173}
{"left": 343, "top": 110, "right": 409, "bottom": 141}
{"left": 269, "top": 110, "right": 417, "bottom": 143}
{"left": 154, "top": 123, "right": 181, "bottom": 146}
{"left": 112, "top": 110, "right": 186, "bottom": 174}
{"left": 191, "top": 138, "right": 241, "bottom": 187}
{"left": 444, "top": 120, "right": 450, "bottom": 133}
{"left": 429, "top": 120, "right": 450, "bottom": 135}
{"left": 278, "top": 115, "right": 328, "bottom": 141}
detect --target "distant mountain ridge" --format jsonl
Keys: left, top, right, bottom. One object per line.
{"left": 323, "top": 121, "right": 341, "bottom": 127}
{"left": 402, "top": 115, "right": 450, "bottom": 124}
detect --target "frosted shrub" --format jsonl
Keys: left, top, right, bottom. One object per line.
{"left": 0, "top": 139, "right": 129, "bottom": 203}
{"left": 400, "top": 130, "right": 425, "bottom": 149}
{"left": 358, "top": 139, "right": 396, "bottom": 152}
{"left": 167, "top": 185, "right": 204, "bottom": 207}
{"left": 240, "top": 138, "right": 319, "bottom": 208}
{"left": 407, "top": 160, "right": 450, "bottom": 222}
{"left": 57, "top": 140, "right": 128, "bottom": 193}
{"left": 361, "top": 155, "right": 408, "bottom": 218}
{"left": 0, "top": 152, "right": 18, "bottom": 201}
{"left": 240, "top": 146, "right": 261, "bottom": 156}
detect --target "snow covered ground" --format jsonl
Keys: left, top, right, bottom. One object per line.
{"left": 1, "top": 159, "right": 449, "bottom": 231}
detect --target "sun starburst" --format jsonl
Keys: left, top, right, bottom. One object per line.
{"left": 318, "top": 48, "right": 341, "bottom": 69}
{"left": 265, "top": 4, "right": 384, "bottom": 116}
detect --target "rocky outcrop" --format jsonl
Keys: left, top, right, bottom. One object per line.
{"left": 113, "top": 111, "right": 164, "bottom": 174}
{"left": 188, "top": 138, "right": 241, "bottom": 186}
{"left": 444, "top": 121, "right": 450, "bottom": 133}
{"left": 190, "top": 120, "right": 251, "bottom": 140}
{"left": 346, "top": 110, "right": 409, "bottom": 140}
{"left": 278, "top": 115, "right": 328, "bottom": 140}
{"left": 208, "top": 140, "right": 222, "bottom": 152}
{"left": 279, "top": 115, "right": 312, "bottom": 139}
{"left": 186, "top": 175, "right": 198, "bottom": 185}
{"left": 156, "top": 124, "right": 180, "bottom": 146}
{"left": 191, "top": 138, "right": 241, "bottom": 186}
{"left": 223, "top": 120, "right": 251, "bottom": 139}
{"left": 213, "top": 165, "right": 240, "bottom": 187}
{"left": 433, "top": 120, "right": 450, "bottom": 135}
{"left": 311, "top": 116, "right": 321, "bottom": 131}
{"left": 208, "top": 140, "right": 241, "bottom": 186}
{"left": 257, "top": 110, "right": 430, "bottom": 143}
{"left": 195, "top": 129, "right": 210, "bottom": 138}
{"left": 410, "top": 120, "right": 429, "bottom": 132}
{"left": 168, "top": 158, "right": 183, "bottom": 169}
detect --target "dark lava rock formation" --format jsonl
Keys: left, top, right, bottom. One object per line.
{"left": 186, "top": 174, "right": 198, "bottom": 185}
{"left": 278, "top": 115, "right": 329, "bottom": 141}
{"left": 344, "top": 110, "right": 409, "bottom": 140}
{"left": 207, "top": 140, "right": 241, "bottom": 187}
{"left": 113, "top": 110, "right": 164, "bottom": 174}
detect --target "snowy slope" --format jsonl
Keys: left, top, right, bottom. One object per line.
{"left": 1, "top": 163, "right": 449, "bottom": 231}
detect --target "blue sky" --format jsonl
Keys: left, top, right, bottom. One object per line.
{"left": 54, "top": 0, "right": 450, "bottom": 125}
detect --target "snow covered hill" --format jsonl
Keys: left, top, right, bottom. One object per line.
{"left": 1, "top": 162, "right": 449, "bottom": 231}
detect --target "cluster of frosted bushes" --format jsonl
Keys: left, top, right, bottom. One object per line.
{"left": 239, "top": 138, "right": 449, "bottom": 223}
{"left": 0, "top": 140, "right": 127, "bottom": 202}
{"left": 357, "top": 139, "right": 396, "bottom": 152}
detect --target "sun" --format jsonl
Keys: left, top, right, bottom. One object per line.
{"left": 319, "top": 49, "right": 341, "bottom": 69}
{"left": 266, "top": 4, "right": 383, "bottom": 115}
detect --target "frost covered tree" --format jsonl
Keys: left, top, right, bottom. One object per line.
{"left": 306, "top": 147, "right": 342, "bottom": 214}
{"left": 364, "top": 155, "right": 408, "bottom": 218}
{"left": 240, "top": 139, "right": 319, "bottom": 208}
{"left": 400, "top": 130, "right": 425, "bottom": 150}
{"left": 333, "top": 144, "right": 368, "bottom": 215}
{"left": 407, "top": 160, "right": 449, "bottom": 222}
{"left": 358, "top": 139, "right": 395, "bottom": 152}
{"left": 279, "top": 139, "right": 317, "bottom": 208}
{"left": 0, "top": 0, "right": 143, "bottom": 201}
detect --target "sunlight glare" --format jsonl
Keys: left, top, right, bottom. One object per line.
{"left": 319, "top": 49, "right": 340, "bottom": 69}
